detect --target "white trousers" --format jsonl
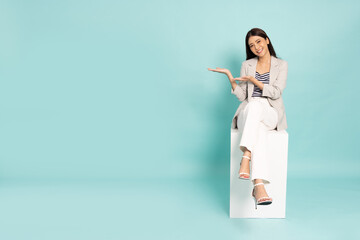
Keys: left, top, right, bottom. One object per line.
{"left": 236, "top": 97, "right": 278, "bottom": 185}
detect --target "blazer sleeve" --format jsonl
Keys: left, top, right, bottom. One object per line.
{"left": 230, "top": 61, "right": 247, "bottom": 101}
{"left": 262, "top": 60, "right": 288, "bottom": 100}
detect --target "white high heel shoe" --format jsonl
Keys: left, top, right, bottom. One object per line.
{"left": 252, "top": 182, "right": 273, "bottom": 209}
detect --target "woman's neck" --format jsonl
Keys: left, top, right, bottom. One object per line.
{"left": 257, "top": 53, "right": 271, "bottom": 65}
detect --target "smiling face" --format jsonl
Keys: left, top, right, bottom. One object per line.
{"left": 248, "top": 36, "right": 270, "bottom": 57}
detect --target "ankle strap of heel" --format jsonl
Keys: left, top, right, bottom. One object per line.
{"left": 242, "top": 156, "right": 251, "bottom": 160}
{"left": 254, "top": 183, "right": 264, "bottom": 187}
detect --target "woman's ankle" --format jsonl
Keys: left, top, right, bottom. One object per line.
{"left": 254, "top": 179, "right": 263, "bottom": 184}
{"left": 243, "top": 149, "right": 251, "bottom": 158}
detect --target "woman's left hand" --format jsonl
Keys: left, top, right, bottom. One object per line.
{"left": 233, "top": 76, "right": 254, "bottom": 82}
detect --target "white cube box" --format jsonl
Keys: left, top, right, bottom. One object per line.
{"left": 230, "top": 128, "right": 289, "bottom": 218}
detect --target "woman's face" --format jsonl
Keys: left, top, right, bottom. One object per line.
{"left": 248, "top": 36, "right": 269, "bottom": 57}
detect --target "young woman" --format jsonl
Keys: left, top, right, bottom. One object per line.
{"left": 208, "top": 28, "right": 288, "bottom": 209}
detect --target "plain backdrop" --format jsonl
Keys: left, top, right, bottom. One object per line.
{"left": 1, "top": 0, "right": 358, "bottom": 182}
{"left": 0, "top": 0, "right": 359, "bottom": 239}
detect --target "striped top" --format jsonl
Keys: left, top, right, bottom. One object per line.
{"left": 252, "top": 71, "right": 270, "bottom": 97}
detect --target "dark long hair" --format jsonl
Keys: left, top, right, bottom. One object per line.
{"left": 245, "top": 28, "right": 278, "bottom": 60}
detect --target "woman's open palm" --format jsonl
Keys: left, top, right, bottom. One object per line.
{"left": 233, "top": 76, "right": 250, "bottom": 82}
{"left": 207, "top": 67, "right": 231, "bottom": 76}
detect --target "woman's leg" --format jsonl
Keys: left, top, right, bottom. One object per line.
{"left": 237, "top": 99, "right": 278, "bottom": 184}
{"left": 238, "top": 100, "right": 264, "bottom": 153}
{"left": 236, "top": 102, "right": 260, "bottom": 177}
{"left": 237, "top": 99, "right": 278, "bottom": 202}
{"left": 250, "top": 122, "right": 272, "bottom": 184}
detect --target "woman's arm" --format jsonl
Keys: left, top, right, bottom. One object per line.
{"left": 250, "top": 77, "right": 264, "bottom": 90}
{"left": 230, "top": 62, "right": 247, "bottom": 101}
{"left": 207, "top": 62, "right": 247, "bottom": 102}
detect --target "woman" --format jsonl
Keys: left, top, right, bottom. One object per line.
{"left": 208, "top": 28, "right": 288, "bottom": 209}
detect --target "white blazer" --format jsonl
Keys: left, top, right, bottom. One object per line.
{"left": 231, "top": 55, "right": 288, "bottom": 131}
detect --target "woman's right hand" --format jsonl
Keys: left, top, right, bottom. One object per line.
{"left": 207, "top": 67, "right": 234, "bottom": 81}
{"left": 208, "top": 67, "right": 231, "bottom": 76}
{"left": 208, "top": 67, "right": 240, "bottom": 91}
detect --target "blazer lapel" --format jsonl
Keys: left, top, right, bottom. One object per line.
{"left": 269, "top": 55, "right": 280, "bottom": 85}
{"left": 247, "top": 58, "right": 256, "bottom": 98}
{"left": 247, "top": 55, "right": 280, "bottom": 99}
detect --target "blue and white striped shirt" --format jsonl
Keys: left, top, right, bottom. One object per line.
{"left": 252, "top": 71, "right": 270, "bottom": 97}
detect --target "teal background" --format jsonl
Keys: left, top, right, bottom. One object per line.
{"left": 0, "top": 0, "right": 359, "bottom": 239}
